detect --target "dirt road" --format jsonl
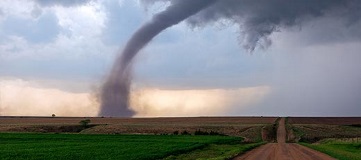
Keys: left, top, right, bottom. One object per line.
{"left": 233, "top": 118, "right": 336, "bottom": 160}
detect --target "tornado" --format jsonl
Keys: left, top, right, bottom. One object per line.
{"left": 99, "top": 0, "right": 217, "bottom": 117}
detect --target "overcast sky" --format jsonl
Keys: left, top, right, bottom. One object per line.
{"left": 0, "top": 0, "right": 360, "bottom": 117}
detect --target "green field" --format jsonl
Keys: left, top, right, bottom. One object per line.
{"left": 0, "top": 133, "right": 249, "bottom": 160}
{"left": 164, "top": 142, "right": 264, "bottom": 160}
{"left": 301, "top": 139, "right": 361, "bottom": 160}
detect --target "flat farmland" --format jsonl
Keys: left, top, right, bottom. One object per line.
{"left": 286, "top": 117, "right": 361, "bottom": 142}
{"left": 0, "top": 116, "right": 277, "bottom": 159}
{"left": 2, "top": 116, "right": 361, "bottom": 159}
{"left": 0, "top": 117, "right": 277, "bottom": 141}
{"left": 0, "top": 116, "right": 277, "bottom": 125}
{"left": 288, "top": 117, "right": 361, "bottom": 125}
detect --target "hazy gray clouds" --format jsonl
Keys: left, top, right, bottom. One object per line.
{"left": 34, "top": 0, "right": 92, "bottom": 7}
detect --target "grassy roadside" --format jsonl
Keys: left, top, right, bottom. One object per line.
{"left": 286, "top": 118, "right": 361, "bottom": 159}
{"left": 164, "top": 119, "right": 278, "bottom": 159}
{"left": 261, "top": 117, "right": 280, "bottom": 142}
{"left": 285, "top": 117, "right": 304, "bottom": 143}
{"left": 300, "top": 139, "right": 361, "bottom": 160}
{"left": 164, "top": 142, "right": 265, "bottom": 160}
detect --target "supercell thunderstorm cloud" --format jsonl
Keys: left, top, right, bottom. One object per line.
{"left": 100, "top": 0, "right": 361, "bottom": 117}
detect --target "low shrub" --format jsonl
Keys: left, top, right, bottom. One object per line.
{"left": 181, "top": 130, "right": 190, "bottom": 135}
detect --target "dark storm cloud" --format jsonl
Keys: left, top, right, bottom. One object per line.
{"left": 144, "top": 0, "right": 361, "bottom": 52}
{"left": 192, "top": 0, "right": 361, "bottom": 51}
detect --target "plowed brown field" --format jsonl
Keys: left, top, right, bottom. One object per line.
{"left": 288, "top": 117, "right": 361, "bottom": 125}
{"left": 0, "top": 116, "right": 277, "bottom": 125}
{"left": 0, "top": 116, "right": 276, "bottom": 139}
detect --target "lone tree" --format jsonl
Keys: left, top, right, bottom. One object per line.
{"left": 51, "top": 114, "right": 56, "bottom": 117}
{"left": 79, "top": 119, "right": 91, "bottom": 128}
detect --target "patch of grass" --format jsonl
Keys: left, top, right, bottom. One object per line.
{"left": 261, "top": 124, "right": 277, "bottom": 142}
{"left": 285, "top": 117, "right": 300, "bottom": 142}
{"left": 0, "top": 133, "right": 243, "bottom": 160}
{"left": 164, "top": 142, "right": 265, "bottom": 160}
{"left": 194, "top": 129, "right": 225, "bottom": 136}
{"left": 285, "top": 123, "right": 304, "bottom": 143}
{"left": 301, "top": 138, "right": 361, "bottom": 160}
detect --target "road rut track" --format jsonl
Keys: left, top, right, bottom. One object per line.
{"left": 233, "top": 118, "right": 336, "bottom": 160}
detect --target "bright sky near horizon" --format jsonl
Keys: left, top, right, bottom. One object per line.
{"left": 0, "top": 0, "right": 360, "bottom": 117}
